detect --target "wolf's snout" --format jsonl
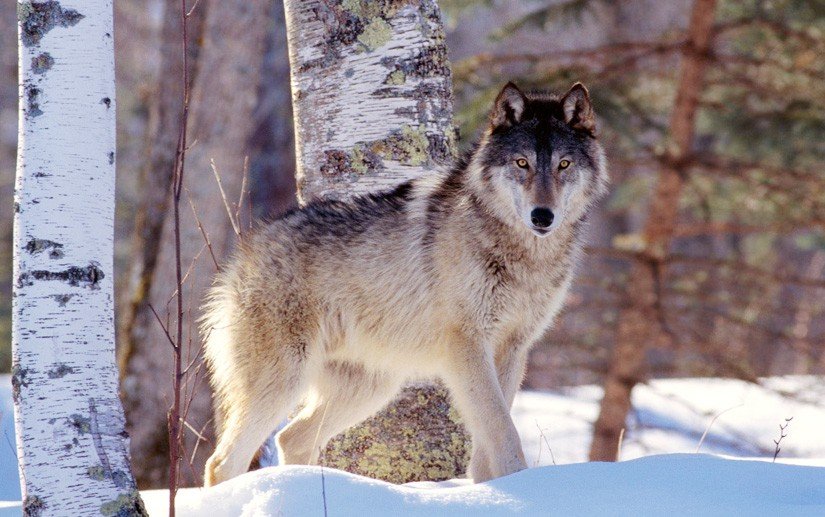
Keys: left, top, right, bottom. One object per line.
{"left": 530, "top": 207, "right": 554, "bottom": 228}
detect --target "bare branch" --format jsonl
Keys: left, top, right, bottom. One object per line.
{"left": 236, "top": 156, "right": 249, "bottom": 234}
{"left": 210, "top": 159, "right": 241, "bottom": 237}
{"left": 148, "top": 303, "right": 177, "bottom": 351}
{"left": 186, "top": 189, "right": 221, "bottom": 271}
{"left": 773, "top": 417, "right": 793, "bottom": 462}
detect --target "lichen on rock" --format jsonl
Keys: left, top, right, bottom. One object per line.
{"left": 321, "top": 383, "right": 471, "bottom": 483}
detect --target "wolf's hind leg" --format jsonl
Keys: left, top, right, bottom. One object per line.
{"left": 277, "top": 361, "right": 401, "bottom": 464}
{"left": 205, "top": 357, "right": 310, "bottom": 486}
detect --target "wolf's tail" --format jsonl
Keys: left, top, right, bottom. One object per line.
{"left": 198, "top": 269, "right": 239, "bottom": 439}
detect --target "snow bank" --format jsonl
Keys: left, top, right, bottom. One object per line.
{"left": 0, "top": 376, "right": 18, "bottom": 504}
{"left": 516, "top": 376, "right": 825, "bottom": 467}
{"left": 141, "top": 455, "right": 825, "bottom": 516}
{"left": 2, "top": 374, "right": 825, "bottom": 514}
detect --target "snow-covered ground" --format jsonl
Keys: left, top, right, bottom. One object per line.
{"left": 0, "top": 375, "right": 18, "bottom": 514}
{"left": 2, "top": 375, "right": 824, "bottom": 515}
{"left": 140, "top": 455, "right": 825, "bottom": 515}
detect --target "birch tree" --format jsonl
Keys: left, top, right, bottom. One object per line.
{"left": 283, "top": 0, "right": 470, "bottom": 481}
{"left": 13, "top": 0, "right": 145, "bottom": 514}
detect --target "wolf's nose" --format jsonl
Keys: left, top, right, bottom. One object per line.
{"left": 530, "top": 208, "right": 554, "bottom": 228}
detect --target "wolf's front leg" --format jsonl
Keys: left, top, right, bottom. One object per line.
{"left": 470, "top": 342, "right": 531, "bottom": 478}
{"left": 441, "top": 333, "right": 527, "bottom": 482}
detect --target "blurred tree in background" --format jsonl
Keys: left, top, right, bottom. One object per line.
{"left": 0, "top": 0, "right": 823, "bottom": 487}
{"left": 444, "top": 0, "right": 825, "bottom": 459}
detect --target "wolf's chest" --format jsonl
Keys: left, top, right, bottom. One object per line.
{"left": 473, "top": 253, "right": 572, "bottom": 333}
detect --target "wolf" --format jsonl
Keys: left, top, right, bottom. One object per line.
{"left": 201, "top": 81, "right": 608, "bottom": 486}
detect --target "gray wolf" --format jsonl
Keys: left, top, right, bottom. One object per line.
{"left": 201, "top": 82, "right": 608, "bottom": 486}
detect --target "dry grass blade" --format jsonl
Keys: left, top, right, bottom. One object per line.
{"left": 616, "top": 428, "right": 625, "bottom": 461}
{"left": 695, "top": 404, "right": 744, "bottom": 453}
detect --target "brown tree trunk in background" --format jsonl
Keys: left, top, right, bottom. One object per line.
{"left": 120, "top": 0, "right": 271, "bottom": 488}
{"left": 788, "top": 251, "right": 825, "bottom": 373}
{"left": 118, "top": 0, "right": 205, "bottom": 387}
{"left": 589, "top": 0, "right": 718, "bottom": 462}
{"left": 246, "top": 0, "right": 297, "bottom": 218}
{"left": 283, "top": 0, "right": 470, "bottom": 482}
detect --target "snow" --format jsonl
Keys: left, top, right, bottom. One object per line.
{"left": 141, "top": 455, "right": 825, "bottom": 516}
{"left": 0, "top": 376, "right": 18, "bottom": 509}
{"left": 2, "top": 374, "right": 825, "bottom": 515}
{"left": 515, "top": 377, "right": 825, "bottom": 466}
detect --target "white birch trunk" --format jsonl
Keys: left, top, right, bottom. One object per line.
{"left": 283, "top": 0, "right": 470, "bottom": 482}
{"left": 13, "top": 1, "right": 145, "bottom": 514}
{"left": 285, "top": 0, "right": 457, "bottom": 201}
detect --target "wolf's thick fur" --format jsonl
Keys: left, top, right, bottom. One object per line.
{"left": 202, "top": 82, "right": 608, "bottom": 486}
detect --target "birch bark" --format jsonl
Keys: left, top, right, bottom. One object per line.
{"left": 13, "top": 0, "right": 145, "bottom": 514}
{"left": 283, "top": 0, "right": 470, "bottom": 482}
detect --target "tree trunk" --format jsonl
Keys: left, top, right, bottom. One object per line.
{"left": 788, "top": 251, "right": 825, "bottom": 373}
{"left": 121, "top": 0, "right": 271, "bottom": 488}
{"left": 13, "top": 1, "right": 145, "bottom": 514}
{"left": 246, "top": 0, "right": 297, "bottom": 219}
{"left": 589, "top": 0, "right": 718, "bottom": 462}
{"left": 118, "top": 0, "right": 206, "bottom": 381}
{"left": 283, "top": 0, "right": 470, "bottom": 482}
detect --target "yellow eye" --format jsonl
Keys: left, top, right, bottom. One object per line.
{"left": 515, "top": 158, "right": 529, "bottom": 169}
{"left": 559, "top": 159, "right": 571, "bottom": 170}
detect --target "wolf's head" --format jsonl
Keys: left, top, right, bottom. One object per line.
{"left": 473, "top": 82, "right": 608, "bottom": 237}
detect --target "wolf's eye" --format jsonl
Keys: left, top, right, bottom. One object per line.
{"left": 515, "top": 158, "right": 529, "bottom": 169}
{"left": 559, "top": 159, "right": 572, "bottom": 170}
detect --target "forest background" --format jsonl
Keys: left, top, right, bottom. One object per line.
{"left": 1, "top": 0, "right": 823, "bottom": 488}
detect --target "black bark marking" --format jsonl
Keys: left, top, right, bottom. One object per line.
{"left": 18, "top": 1, "right": 84, "bottom": 47}
{"left": 47, "top": 362, "right": 75, "bottom": 378}
{"left": 88, "top": 398, "right": 114, "bottom": 478}
{"left": 31, "top": 52, "right": 54, "bottom": 74}
{"left": 87, "top": 465, "right": 106, "bottom": 480}
{"left": 25, "top": 238, "right": 64, "bottom": 259}
{"left": 381, "top": 43, "right": 450, "bottom": 81}
{"left": 69, "top": 413, "right": 91, "bottom": 434}
{"left": 101, "top": 97, "right": 111, "bottom": 109}
{"left": 108, "top": 151, "right": 115, "bottom": 164}
{"left": 320, "top": 149, "right": 353, "bottom": 177}
{"left": 25, "top": 84, "right": 43, "bottom": 117}
{"left": 17, "top": 263, "right": 105, "bottom": 289}
{"left": 53, "top": 293, "right": 75, "bottom": 306}
{"left": 22, "top": 495, "right": 46, "bottom": 517}
{"left": 11, "top": 364, "right": 31, "bottom": 403}
{"left": 301, "top": 0, "right": 419, "bottom": 71}
{"left": 377, "top": 81, "right": 453, "bottom": 126}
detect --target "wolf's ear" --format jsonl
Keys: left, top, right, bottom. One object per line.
{"left": 561, "top": 83, "right": 596, "bottom": 134}
{"left": 490, "top": 82, "right": 526, "bottom": 128}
